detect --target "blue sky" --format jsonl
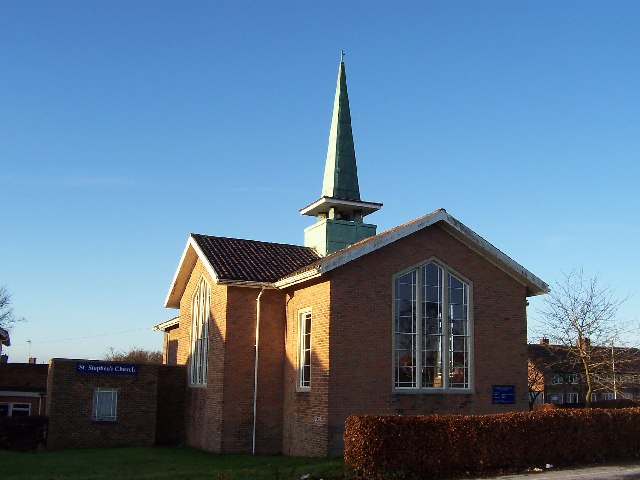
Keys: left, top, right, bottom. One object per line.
{"left": 1, "top": 1, "right": 639, "bottom": 363}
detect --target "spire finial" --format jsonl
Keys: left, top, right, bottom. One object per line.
{"left": 340, "top": 50, "right": 345, "bottom": 62}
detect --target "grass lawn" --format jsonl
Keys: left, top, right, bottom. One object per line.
{"left": 0, "top": 447, "right": 347, "bottom": 480}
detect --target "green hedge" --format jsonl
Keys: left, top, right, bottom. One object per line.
{"left": 344, "top": 409, "right": 640, "bottom": 479}
{"left": 0, "top": 415, "right": 48, "bottom": 451}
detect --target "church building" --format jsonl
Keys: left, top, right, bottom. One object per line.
{"left": 158, "top": 59, "right": 549, "bottom": 456}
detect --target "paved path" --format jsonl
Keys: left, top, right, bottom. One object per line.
{"left": 479, "top": 461, "right": 640, "bottom": 479}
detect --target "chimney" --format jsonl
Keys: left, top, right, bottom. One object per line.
{"left": 28, "top": 357, "right": 37, "bottom": 364}
{"left": 540, "top": 338, "right": 549, "bottom": 345}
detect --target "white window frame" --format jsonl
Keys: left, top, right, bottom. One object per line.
{"left": 92, "top": 388, "right": 117, "bottom": 421}
{"left": 551, "top": 373, "right": 563, "bottom": 384}
{"left": 566, "top": 392, "right": 579, "bottom": 404}
{"left": 189, "top": 276, "right": 210, "bottom": 386}
{"left": 591, "top": 393, "right": 598, "bottom": 402}
{"left": 297, "top": 308, "right": 312, "bottom": 391}
{"left": 0, "top": 402, "right": 31, "bottom": 417}
{"left": 549, "top": 393, "right": 563, "bottom": 404}
{"left": 603, "top": 392, "right": 615, "bottom": 400}
{"left": 392, "top": 259, "right": 473, "bottom": 392}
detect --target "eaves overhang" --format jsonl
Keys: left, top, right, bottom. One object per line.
{"left": 152, "top": 316, "right": 180, "bottom": 332}
{"left": 276, "top": 209, "right": 549, "bottom": 296}
{"left": 300, "top": 196, "right": 382, "bottom": 218}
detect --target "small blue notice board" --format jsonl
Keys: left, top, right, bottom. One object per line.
{"left": 492, "top": 385, "right": 515, "bottom": 404}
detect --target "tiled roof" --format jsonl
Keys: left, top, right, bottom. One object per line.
{"left": 191, "top": 234, "right": 321, "bottom": 283}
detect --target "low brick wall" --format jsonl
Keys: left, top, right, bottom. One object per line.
{"left": 46, "top": 358, "right": 185, "bottom": 449}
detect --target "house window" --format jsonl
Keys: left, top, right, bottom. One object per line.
{"left": 394, "top": 261, "right": 471, "bottom": 390}
{"left": 0, "top": 403, "right": 31, "bottom": 417}
{"left": 591, "top": 393, "right": 598, "bottom": 402}
{"left": 298, "top": 308, "right": 312, "bottom": 390}
{"left": 190, "top": 277, "right": 210, "bottom": 386}
{"left": 549, "top": 393, "right": 563, "bottom": 404}
{"left": 603, "top": 392, "right": 615, "bottom": 400}
{"left": 92, "top": 388, "right": 117, "bottom": 421}
{"left": 566, "top": 392, "right": 579, "bottom": 404}
{"left": 551, "top": 373, "right": 563, "bottom": 384}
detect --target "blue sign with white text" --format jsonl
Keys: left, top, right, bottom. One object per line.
{"left": 492, "top": 385, "right": 515, "bottom": 404}
{"left": 76, "top": 362, "right": 139, "bottom": 376}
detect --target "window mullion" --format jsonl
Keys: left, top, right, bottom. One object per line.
{"left": 442, "top": 273, "right": 449, "bottom": 390}
{"left": 416, "top": 268, "right": 422, "bottom": 389}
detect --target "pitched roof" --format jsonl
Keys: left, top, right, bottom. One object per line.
{"left": 276, "top": 208, "right": 549, "bottom": 297}
{"left": 165, "top": 234, "right": 320, "bottom": 308}
{"left": 192, "top": 234, "right": 320, "bottom": 283}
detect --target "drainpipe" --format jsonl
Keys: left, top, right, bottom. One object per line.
{"left": 252, "top": 286, "right": 266, "bottom": 455}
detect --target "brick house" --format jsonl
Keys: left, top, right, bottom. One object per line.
{"left": 528, "top": 340, "right": 640, "bottom": 408}
{"left": 157, "top": 59, "right": 549, "bottom": 456}
{"left": 0, "top": 362, "right": 48, "bottom": 417}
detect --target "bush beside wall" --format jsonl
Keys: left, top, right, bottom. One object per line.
{"left": 0, "top": 415, "right": 48, "bottom": 451}
{"left": 344, "top": 409, "right": 640, "bottom": 479}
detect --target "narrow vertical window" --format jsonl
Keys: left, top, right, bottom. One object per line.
{"left": 190, "top": 277, "right": 210, "bottom": 386}
{"left": 394, "top": 271, "right": 417, "bottom": 388}
{"left": 298, "top": 309, "right": 312, "bottom": 389}
{"left": 394, "top": 260, "right": 471, "bottom": 391}
{"left": 92, "top": 388, "right": 117, "bottom": 421}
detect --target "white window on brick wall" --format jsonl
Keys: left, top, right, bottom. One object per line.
{"left": 393, "top": 260, "right": 472, "bottom": 391}
{"left": 190, "top": 276, "right": 210, "bottom": 386}
{"left": 566, "top": 392, "right": 579, "bottom": 404}
{"left": 548, "top": 393, "right": 563, "bottom": 404}
{"left": 0, "top": 402, "right": 31, "bottom": 417}
{"left": 92, "top": 388, "right": 117, "bottom": 421}
{"left": 298, "top": 308, "right": 312, "bottom": 390}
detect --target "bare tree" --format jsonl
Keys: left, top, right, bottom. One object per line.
{"left": 104, "top": 346, "right": 163, "bottom": 364}
{"left": 0, "top": 286, "right": 24, "bottom": 331}
{"left": 527, "top": 359, "right": 545, "bottom": 410}
{"left": 538, "top": 269, "right": 629, "bottom": 406}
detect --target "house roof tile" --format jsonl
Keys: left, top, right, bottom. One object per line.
{"left": 191, "top": 234, "right": 321, "bottom": 283}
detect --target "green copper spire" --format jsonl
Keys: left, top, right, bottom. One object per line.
{"left": 322, "top": 60, "right": 360, "bottom": 201}
{"left": 300, "top": 55, "right": 382, "bottom": 256}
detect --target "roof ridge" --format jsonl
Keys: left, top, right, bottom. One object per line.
{"left": 190, "top": 233, "right": 314, "bottom": 250}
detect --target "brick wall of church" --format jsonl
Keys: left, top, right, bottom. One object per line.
{"left": 325, "top": 223, "right": 529, "bottom": 455}
{"left": 175, "top": 260, "right": 287, "bottom": 454}
{"left": 46, "top": 359, "right": 185, "bottom": 449}
{"left": 222, "top": 287, "right": 285, "bottom": 454}
{"left": 180, "top": 260, "right": 227, "bottom": 451}
{"left": 282, "top": 278, "right": 331, "bottom": 457}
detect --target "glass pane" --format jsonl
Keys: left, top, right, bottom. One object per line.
{"left": 423, "top": 263, "right": 441, "bottom": 286}
{"left": 305, "top": 314, "right": 311, "bottom": 334}
{"left": 422, "top": 364, "right": 442, "bottom": 388}
{"left": 451, "top": 318, "right": 466, "bottom": 335}
{"left": 452, "top": 336, "right": 466, "bottom": 353}
{"left": 396, "top": 299, "right": 414, "bottom": 319}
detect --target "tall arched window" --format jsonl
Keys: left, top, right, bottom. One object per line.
{"left": 190, "top": 277, "right": 210, "bottom": 386}
{"left": 394, "top": 260, "right": 471, "bottom": 390}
